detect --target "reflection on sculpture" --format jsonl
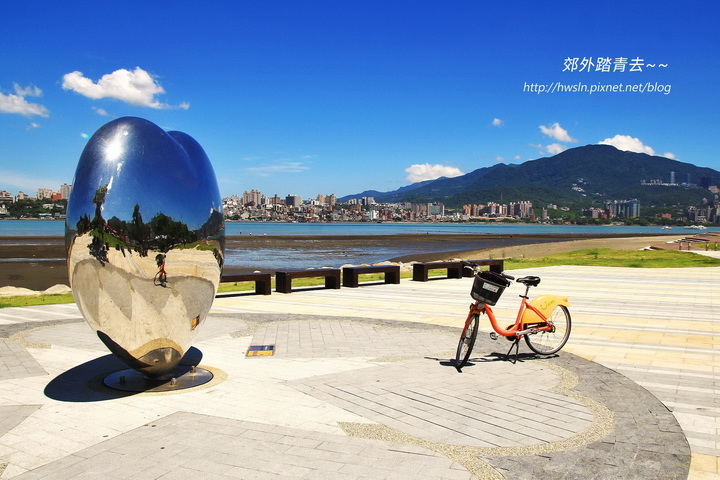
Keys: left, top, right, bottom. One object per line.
{"left": 66, "top": 117, "right": 224, "bottom": 380}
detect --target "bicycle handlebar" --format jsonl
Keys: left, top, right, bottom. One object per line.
{"left": 461, "top": 261, "right": 515, "bottom": 281}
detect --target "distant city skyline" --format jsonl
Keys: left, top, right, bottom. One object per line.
{"left": 0, "top": 160, "right": 711, "bottom": 205}
{"left": 2, "top": 2, "right": 718, "bottom": 199}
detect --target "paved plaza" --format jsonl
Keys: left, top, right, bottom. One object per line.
{"left": 0, "top": 265, "right": 718, "bottom": 479}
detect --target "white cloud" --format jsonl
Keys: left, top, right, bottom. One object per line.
{"left": 26, "top": 122, "right": 41, "bottom": 130}
{"left": 247, "top": 161, "right": 310, "bottom": 177}
{"left": 494, "top": 156, "right": 505, "bottom": 162}
{"left": 598, "top": 134, "right": 657, "bottom": 155}
{"left": 62, "top": 67, "right": 187, "bottom": 109}
{"left": 599, "top": 135, "right": 677, "bottom": 159}
{"left": 404, "top": 163, "right": 464, "bottom": 183}
{"left": 0, "top": 170, "right": 63, "bottom": 193}
{"left": 492, "top": 118, "right": 504, "bottom": 127}
{"left": 545, "top": 143, "right": 567, "bottom": 155}
{"left": 92, "top": 106, "right": 109, "bottom": 116}
{"left": 539, "top": 122, "right": 577, "bottom": 143}
{"left": 513, "top": 155, "right": 522, "bottom": 160}
{"left": 531, "top": 143, "right": 568, "bottom": 155}
{"left": 0, "top": 84, "right": 49, "bottom": 117}
{"left": 13, "top": 83, "right": 42, "bottom": 97}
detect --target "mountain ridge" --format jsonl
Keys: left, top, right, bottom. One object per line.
{"left": 340, "top": 145, "right": 720, "bottom": 208}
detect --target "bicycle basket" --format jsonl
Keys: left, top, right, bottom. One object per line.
{"left": 470, "top": 271, "right": 510, "bottom": 305}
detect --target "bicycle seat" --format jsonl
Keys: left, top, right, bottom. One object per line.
{"left": 517, "top": 276, "right": 541, "bottom": 287}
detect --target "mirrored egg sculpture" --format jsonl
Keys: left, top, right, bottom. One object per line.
{"left": 66, "top": 117, "right": 224, "bottom": 386}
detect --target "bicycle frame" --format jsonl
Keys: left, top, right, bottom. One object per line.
{"left": 463, "top": 297, "right": 548, "bottom": 338}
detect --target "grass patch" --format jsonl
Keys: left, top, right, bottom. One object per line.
{"left": 504, "top": 248, "right": 720, "bottom": 269}
{"left": 2, "top": 273, "right": 407, "bottom": 308}
{"left": 0, "top": 293, "right": 75, "bottom": 309}
{"left": 218, "top": 272, "right": 415, "bottom": 294}
{"left": 217, "top": 282, "right": 256, "bottom": 293}
{"left": 4, "top": 250, "right": 717, "bottom": 309}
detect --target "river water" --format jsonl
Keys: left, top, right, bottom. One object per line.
{"left": 0, "top": 219, "right": 691, "bottom": 237}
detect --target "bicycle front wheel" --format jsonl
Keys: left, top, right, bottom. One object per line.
{"left": 524, "top": 305, "right": 571, "bottom": 355}
{"left": 456, "top": 314, "right": 479, "bottom": 368}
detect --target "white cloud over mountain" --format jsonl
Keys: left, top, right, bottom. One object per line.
{"left": 539, "top": 122, "right": 577, "bottom": 143}
{"left": 598, "top": 134, "right": 676, "bottom": 159}
{"left": 405, "top": 163, "right": 464, "bottom": 183}
{"left": 545, "top": 143, "right": 567, "bottom": 155}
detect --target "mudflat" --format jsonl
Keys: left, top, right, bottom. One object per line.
{"left": 0, "top": 233, "right": 681, "bottom": 291}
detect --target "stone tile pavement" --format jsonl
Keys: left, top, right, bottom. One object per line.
{"left": 0, "top": 265, "right": 715, "bottom": 478}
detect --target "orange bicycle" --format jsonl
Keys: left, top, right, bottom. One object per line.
{"left": 455, "top": 261, "right": 571, "bottom": 368}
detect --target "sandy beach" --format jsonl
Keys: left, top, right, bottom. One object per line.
{"left": 390, "top": 234, "right": 687, "bottom": 263}
{"left": 0, "top": 233, "right": 684, "bottom": 291}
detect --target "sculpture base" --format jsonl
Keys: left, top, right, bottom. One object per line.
{"left": 103, "top": 366, "right": 213, "bottom": 393}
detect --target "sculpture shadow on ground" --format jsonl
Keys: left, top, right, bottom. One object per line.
{"left": 44, "top": 347, "right": 203, "bottom": 402}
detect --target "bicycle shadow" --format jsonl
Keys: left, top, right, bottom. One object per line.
{"left": 432, "top": 351, "right": 559, "bottom": 372}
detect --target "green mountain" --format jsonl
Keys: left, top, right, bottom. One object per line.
{"left": 342, "top": 145, "right": 719, "bottom": 209}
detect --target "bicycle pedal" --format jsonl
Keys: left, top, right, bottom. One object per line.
{"left": 489, "top": 332, "right": 498, "bottom": 341}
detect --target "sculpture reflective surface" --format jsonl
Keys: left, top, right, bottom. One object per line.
{"left": 66, "top": 117, "right": 224, "bottom": 379}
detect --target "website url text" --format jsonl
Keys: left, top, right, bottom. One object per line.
{"left": 523, "top": 81, "right": 671, "bottom": 95}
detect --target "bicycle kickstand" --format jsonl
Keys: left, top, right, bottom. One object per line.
{"left": 505, "top": 336, "right": 521, "bottom": 364}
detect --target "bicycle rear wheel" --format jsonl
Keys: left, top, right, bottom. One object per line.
{"left": 456, "top": 314, "right": 479, "bottom": 368}
{"left": 524, "top": 305, "right": 571, "bottom": 355}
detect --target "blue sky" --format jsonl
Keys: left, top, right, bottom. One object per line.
{"left": 1, "top": 1, "right": 718, "bottom": 199}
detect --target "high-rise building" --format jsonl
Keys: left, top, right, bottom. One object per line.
{"left": 605, "top": 199, "right": 640, "bottom": 218}
{"left": 509, "top": 201, "right": 533, "bottom": 218}
{"left": 327, "top": 194, "right": 337, "bottom": 206}
{"left": 36, "top": 188, "right": 53, "bottom": 200}
{"left": 485, "top": 202, "right": 507, "bottom": 216}
{"left": 411, "top": 204, "right": 427, "bottom": 215}
{"left": 427, "top": 203, "right": 444, "bottom": 217}
{"left": 285, "top": 195, "right": 302, "bottom": 207}
{"left": 242, "top": 189, "right": 263, "bottom": 206}
{"left": 60, "top": 183, "right": 72, "bottom": 200}
{"left": 670, "top": 171, "right": 676, "bottom": 184}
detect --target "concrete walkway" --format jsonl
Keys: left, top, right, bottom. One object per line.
{"left": 0, "top": 265, "right": 716, "bottom": 478}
